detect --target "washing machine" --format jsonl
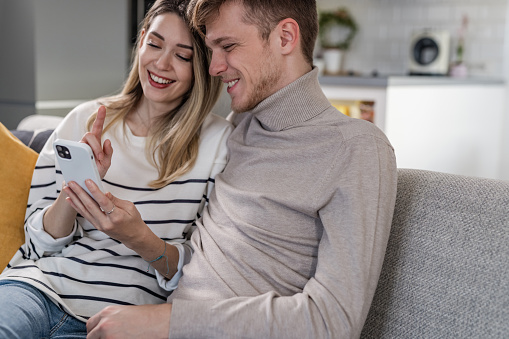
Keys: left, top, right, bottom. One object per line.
{"left": 408, "top": 29, "right": 450, "bottom": 75}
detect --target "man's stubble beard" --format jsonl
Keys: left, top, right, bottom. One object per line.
{"left": 231, "top": 47, "right": 282, "bottom": 114}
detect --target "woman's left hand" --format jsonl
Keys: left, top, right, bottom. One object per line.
{"left": 63, "top": 179, "right": 148, "bottom": 248}
{"left": 64, "top": 178, "right": 180, "bottom": 278}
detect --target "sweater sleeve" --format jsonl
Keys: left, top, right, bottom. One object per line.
{"left": 169, "top": 134, "right": 397, "bottom": 338}
{"left": 156, "top": 119, "right": 233, "bottom": 291}
{"left": 23, "top": 137, "right": 76, "bottom": 259}
{"left": 23, "top": 103, "right": 96, "bottom": 259}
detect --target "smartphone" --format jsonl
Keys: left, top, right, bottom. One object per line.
{"left": 53, "top": 139, "right": 104, "bottom": 199}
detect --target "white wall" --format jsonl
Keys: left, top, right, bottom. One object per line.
{"left": 0, "top": 0, "right": 36, "bottom": 129}
{"left": 31, "top": 0, "right": 233, "bottom": 118}
{"left": 34, "top": 0, "right": 130, "bottom": 114}
{"left": 385, "top": 84, "right": 506, "bottom": 179}
{"left": 501, "top": 1, "right": 509, "bottom": 180}
{"left": 317, "top": 0, "right": 507, "bottom": 78}
{"left": 499, "top": 99, "right": 509, "bottom": 180}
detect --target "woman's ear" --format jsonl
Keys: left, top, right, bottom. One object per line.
{"left": 138, "top": 29, "right": 147, "bottom": 49}
{"left": 277, "top": 18, "right": 300, "bottom": 55}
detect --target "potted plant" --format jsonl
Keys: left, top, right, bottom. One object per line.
{"left": 318, "top": 8, "right": 358, "bottom": 75}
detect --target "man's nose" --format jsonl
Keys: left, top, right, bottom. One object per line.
{"left": 209, "top": 52, "right": 227, "bottom": 76}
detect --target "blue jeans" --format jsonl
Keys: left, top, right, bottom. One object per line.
{"left": 0, "top": 280, "right": 87, "bottom": 339}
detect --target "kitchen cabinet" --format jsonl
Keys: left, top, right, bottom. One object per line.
{"left": 319, "top": 76, "right": 507, "bottom": 180}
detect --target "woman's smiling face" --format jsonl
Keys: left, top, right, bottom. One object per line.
{"left": 138, "top": 12, "right": 194, "bottom": 110}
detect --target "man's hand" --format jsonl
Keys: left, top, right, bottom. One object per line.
{"left": 87, "top": 304, "right": 172, "bottom": 339}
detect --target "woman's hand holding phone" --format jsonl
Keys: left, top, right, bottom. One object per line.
{"left": 64, "top": 179, "right": 178, "bottom": 277}
{"left": 43, "top": 106, "right": 113, "bottom": 240}
{"left": 62, "top": 105, "right": 179, "bottom": 278}
{"left": 80, "top": 105, "right": 113, "bottom": 179}
{"left": 64, "top": 180, "right": 148, "bottom": 247}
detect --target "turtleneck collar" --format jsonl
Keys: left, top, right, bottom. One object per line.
{"left": 246, "top": 67, "right": 331, "bottom": 131}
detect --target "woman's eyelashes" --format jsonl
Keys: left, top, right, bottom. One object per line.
{"left": 147, "top": 40, "right": 161, "bottom": 49}
{"left": 177, "top": 54, "right": 192, "bottom": 62}
{"left": 147, "top": 40, "right": 191, "bottom": 62}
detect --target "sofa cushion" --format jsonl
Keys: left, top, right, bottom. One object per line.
{"left": 10, "top": 129, "right": 54, "bottom": 153}
{"left": 0, "top": 123, "right": 38, "bottom": 270}
{"left": 361, "top": 169, "right": 509, "bottom": 338}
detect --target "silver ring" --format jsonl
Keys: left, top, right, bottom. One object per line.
{"left": 101, "top": 205, "right": 115, "bottom": 215}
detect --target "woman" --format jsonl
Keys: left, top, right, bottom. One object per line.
{"left": 0, "top": 0, "right": 232, "bottom": 337}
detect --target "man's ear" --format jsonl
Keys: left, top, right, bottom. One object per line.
{"left": 277, "top": 18, "right": 300, "bottom": 55}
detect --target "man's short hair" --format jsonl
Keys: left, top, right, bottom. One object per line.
{"left": 188, "top": 0, "right": 318, "bottom": 65}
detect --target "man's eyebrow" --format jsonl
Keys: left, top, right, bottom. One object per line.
{"left": 149, "top": 31, "right": 193, "bottom": 50}
{"left": 207, "top": 36, "right": 232, "bottom": 47}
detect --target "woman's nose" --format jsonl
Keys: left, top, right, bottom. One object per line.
{"left": 155, "top": 53, "right": 172, "bottom": 70}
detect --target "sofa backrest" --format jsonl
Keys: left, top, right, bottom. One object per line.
{"left": 361, "top": 168, "right": 509, "bottom": 338}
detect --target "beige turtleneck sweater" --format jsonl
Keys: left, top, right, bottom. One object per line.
{"left": 169, "top": 68, "right": 398, "bottom": 338}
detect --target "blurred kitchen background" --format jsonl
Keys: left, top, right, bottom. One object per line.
{"left": 1, "top": 0, "right": 508, "bottom": 180}
{"left": 317, "top": 0, "right": 505, "bottom": 77}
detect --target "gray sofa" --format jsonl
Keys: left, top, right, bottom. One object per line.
{"left": 361, "top": 169, "right": 509, "bottom": 338}
{"left": 11, "top": 116, "right": 509, "bottom": 338}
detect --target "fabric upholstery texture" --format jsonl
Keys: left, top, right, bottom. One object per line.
{"left": 10, "top": 129, "right": 54, "bottom": 153}
{"left": 0, "top": 123, "right": 38, "bottom": 270}
{"left": 361, "top": 168, "right": 509, "bottom": 338}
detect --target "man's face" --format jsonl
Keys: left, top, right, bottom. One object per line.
{"left": 205, "top": 2, "right": 282, "bottom": 113}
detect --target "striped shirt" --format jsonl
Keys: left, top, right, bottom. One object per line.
{"left": 1, "top": 100, "right": 233, "bottom": 321}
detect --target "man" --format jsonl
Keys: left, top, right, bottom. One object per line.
{"left": 86, "top": 0, "right": 397, "bottom": 337}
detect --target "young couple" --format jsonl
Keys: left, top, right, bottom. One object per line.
{"left": 0, "top": 0, "right": 397, "bottom": 338}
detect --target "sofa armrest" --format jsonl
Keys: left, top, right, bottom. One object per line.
{"left": 17, "top": 114, "right": 64, "bottom": 131}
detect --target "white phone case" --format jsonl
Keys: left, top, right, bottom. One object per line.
{"left": 53, "top": 139, "right": 104, "bottom": 199}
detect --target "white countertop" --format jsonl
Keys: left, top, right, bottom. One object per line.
{"left": 318, "top": 75, "right": 505, "bottom": 87}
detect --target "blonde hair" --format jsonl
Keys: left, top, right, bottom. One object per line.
{"left": 87, "top": 0, "right": 222, "bottom": 188}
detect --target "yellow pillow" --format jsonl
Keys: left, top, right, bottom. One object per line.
{"left": 0, "top": 123, "right": 38, "bottom": 270}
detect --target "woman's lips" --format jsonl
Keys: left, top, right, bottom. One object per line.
{"left": 148, "top": 71, "right": 175, "bottom": 88}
